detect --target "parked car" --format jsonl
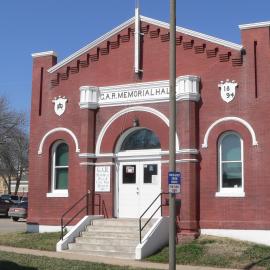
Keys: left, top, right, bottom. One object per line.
{"left": 8, "top": 201, "right": 28, "bottom": 221}
{"left": 0, "top": 197, "right": 14, "bottom": 216}
{"left": 1, "top": 194, "right": 20, "bottom": 204}
{"left": 19, "top": 196, "right": 28, "bottom": 203}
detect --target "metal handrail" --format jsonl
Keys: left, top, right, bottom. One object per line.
{"left": 60, "top": 190, "right": 101, "bottom": 240}
{"left": 139, "top": 192, "right": 169, "bottom": 243}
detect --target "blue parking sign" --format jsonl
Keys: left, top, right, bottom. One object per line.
{"left": 168, "top": 172, "right": 181, "bottom": 193}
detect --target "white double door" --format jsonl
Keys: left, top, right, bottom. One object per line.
{"left": 118, "top": 161, "right": 161, "bottom": 218}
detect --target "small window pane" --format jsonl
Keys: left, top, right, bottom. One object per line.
{"left": 55, "top": 168, "right": 68, "bottom": 189}
{"left": 143, "top": 164, "right": 157, "bottom": 183}
{"left": 222, "top": 162, "right": 242, "bottom": 188}
{"left": 222, "top": 134, "right": 241, "bottom": 161}
{"left": 121, "top": 129, "right": 161, "bottom": 151}
{"left": 123, "top": 165, "right": 136, "bottom": 184}
{"left": 56, "top": 143, "right": 69, "bottom": 166}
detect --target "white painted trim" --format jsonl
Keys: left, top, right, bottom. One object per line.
{"left": 161, "top": 159, "right": 199, "bottom": 164}
{"left": 202, "top": 117, "right": 258, "bottom": 148}
{"left": 215, "top": 191, "right": 245, "bottom": 197}
{"left": 201, "top": 229, "right": 270, "bottom": 246}
{"left": 95, "top": 106, "right": 180, "bottom": 155}
{"left": 32, "top": 51, "right": 57, "bottom": 58}
{"left": 177, "top": 148, "right": 199, "bottom": 154}
{"left": 48, "top": 17, "right": 135, "bottom": 73}
{"left": 97, "top": 153, "right": 114, "bottom": 158}
{"left": 79, "top": 153, "right": 96, "bottom": 158}
{"left": 98, "top": 75, "right": 200, "bottom": 107}
{"left": 99, "top": 79, "right": 169, "bottom": 107}
{"left": 141, "top": 16, "right": 243, "bottom": 51}
{"left": 27, "top": 224, "right": 72, "bottom": 233}
{"left": 134, "top": 5, "right": 141, "bottom": 73}
{"left": 116, "top": 150, "right": 162, "bottom": 162}
{"left": 46, "top": 191, "right": 69, "bottom": 198}
{"left": 177, "top": 159, "right": 198, "bottom": 163}
{"left": 56, "top": 215, "right": 104, "bottom": 251}
{"left": 38, "top": 127, "right": 80, "bottom": 154}
{"left": 84, "top": 149, "right": 198, "bottom": 159}
{"left": 239, "top": 21, "right": 270, "bottom": 30}
{"left": 80, "top": 162, "right": 115, "bottom": 166}
{"left": 136, "top": 217, "right": 169, "bottom": 259}
{"left": 79, "top": 86, "right": 99, "bottom": 109}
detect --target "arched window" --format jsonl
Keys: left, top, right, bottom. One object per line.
{"left": 217, "top": 132, "right": 244, "bottom": 196}
{"left": 120, "top": 128, "right": 161, "bottom": 151}
{"left": 51, "top": 141, "right": 69, "bottom": 193}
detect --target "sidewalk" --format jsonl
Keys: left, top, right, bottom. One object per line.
{"left": 0, "top": 245, "right": 238, "bottom": 270}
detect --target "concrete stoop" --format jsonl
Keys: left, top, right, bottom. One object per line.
{"left": 67, "top": 218, "right": 155, "bottom": 259}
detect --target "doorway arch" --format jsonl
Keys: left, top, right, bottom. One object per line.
{"left": 115, "top": 127, "right": 162, "bottom": 218}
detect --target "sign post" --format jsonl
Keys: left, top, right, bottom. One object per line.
{"left": 169, "top": 0, "right": 176, "bottom": 269}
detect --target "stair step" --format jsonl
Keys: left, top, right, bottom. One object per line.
{"left": 86, "top": 225, "right": 141, "bottom": 233}
{"left": 69, "top": 242, "right": 136, "bottom": 253}
{"left": 81, "top": 231, "right": 144, "bottom": 239}
{"left": 86, "top": 224, "right": 153, "bottom": 233}
{"left": 75, "top": 236, "right": 139, "bottom": 245}
{"left": 66, "top": 218, "right": 156, "bottom": 259}
{"left": 92, "top": 218, "right": 156, "bottom": 227}
{"left": 63, "top": 249, "right": 135, "bottom": 259}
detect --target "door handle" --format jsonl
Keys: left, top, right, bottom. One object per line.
{"left": 136, "top": 186, "right": 139, "bottom": 194}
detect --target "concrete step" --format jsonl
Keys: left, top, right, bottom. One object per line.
{"left": 66, "top": 218, "right": 156, "bottom": 259}
{"left": 81, "top": 230, "right": 143, "bottom": 239}
{"left": 92, "top": 218, "right": 156, "bottom": 227}
{"left": 63, "top": 249, "right": 135, "bottom": 260}
{"left": 86, "top": 225, "right": 140, "bottom": 233}
{"left": 69, "top": 242, "right": 136, "bottom": 253}
{"left": 75, "top": 236, "right": 139, "bottom": 246}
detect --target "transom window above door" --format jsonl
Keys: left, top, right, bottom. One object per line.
{"left": 120, "top": 128, "right": 161, "bottom": 151}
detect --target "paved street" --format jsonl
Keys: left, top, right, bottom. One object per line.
{"left": 0, "top": 216, "right": 26, "bottom": 233}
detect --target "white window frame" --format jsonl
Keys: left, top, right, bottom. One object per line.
{"left": 215, "top": 132, "right": 245, "bottom": 198}
{"left": 46, "top": 140, "right": 69, "bottom": 198}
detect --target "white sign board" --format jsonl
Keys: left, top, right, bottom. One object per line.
{"left": 95, "top": 166, "right": 110, "bottom": 192}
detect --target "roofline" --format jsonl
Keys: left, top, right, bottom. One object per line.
{"left": 48, "top": 17, "right": 135, "bottom": 73}
{"left": 141, "top": 16, "right": 243, "bottom": 51}
{"left": 48, "top": 15, "right": 243, "bottom": 74}
{"left": 239, "top": 21, "right": 270, "bottom": 30}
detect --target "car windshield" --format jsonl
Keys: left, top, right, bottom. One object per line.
{"left": 1, "top": 195, "right": 19, "bottom": 200}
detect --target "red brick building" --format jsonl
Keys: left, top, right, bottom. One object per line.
{"left": 29, "top": 14, "right": 270, "bottom": 244}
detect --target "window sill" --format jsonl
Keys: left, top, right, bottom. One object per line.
{"left": 46, "top": 191, "right": 69, "bottom": 198}
{"left": 215, "top": 191, "right": 245, "bottom": 198}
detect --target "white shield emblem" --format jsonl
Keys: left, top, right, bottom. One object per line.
{"left": 52, "top": 96, "right": 68, "bottom": 116}
{"left": 218, "top": 80, "right": 238, "bottom": 103}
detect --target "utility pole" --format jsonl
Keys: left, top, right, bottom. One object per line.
{"left": 169, "top": 0, "right": 176, "bottom": 269}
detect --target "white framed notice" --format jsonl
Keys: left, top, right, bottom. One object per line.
{"left": 95, "top": 166, "right": 111, "bottom": 192}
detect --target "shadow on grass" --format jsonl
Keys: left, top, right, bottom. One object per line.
{"left": 0, "top": 261, "right": 37, "bottom": 270}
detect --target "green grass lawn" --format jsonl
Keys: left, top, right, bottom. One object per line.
{"left": 0, "top": 251, "right": 153, "bottom": 270}
{"left": 0, "top": 232, "right": 60, "bottom": 251}
{"left": 1, "top": 232, "right": 270, "bottom": 269}
{"left": 146, "top": 236, "right": 270, "bottom": 269}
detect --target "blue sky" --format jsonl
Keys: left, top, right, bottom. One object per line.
{"left": 0, "top": 0, "right": 269, "bottom": 120}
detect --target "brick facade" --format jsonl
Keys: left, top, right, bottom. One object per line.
{"left": 29, "top": 16, "right": 270, "bottom": 239}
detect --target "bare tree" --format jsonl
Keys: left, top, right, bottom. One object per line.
{"left": 0, "top": 97, "right": 28, "bottom": 195}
